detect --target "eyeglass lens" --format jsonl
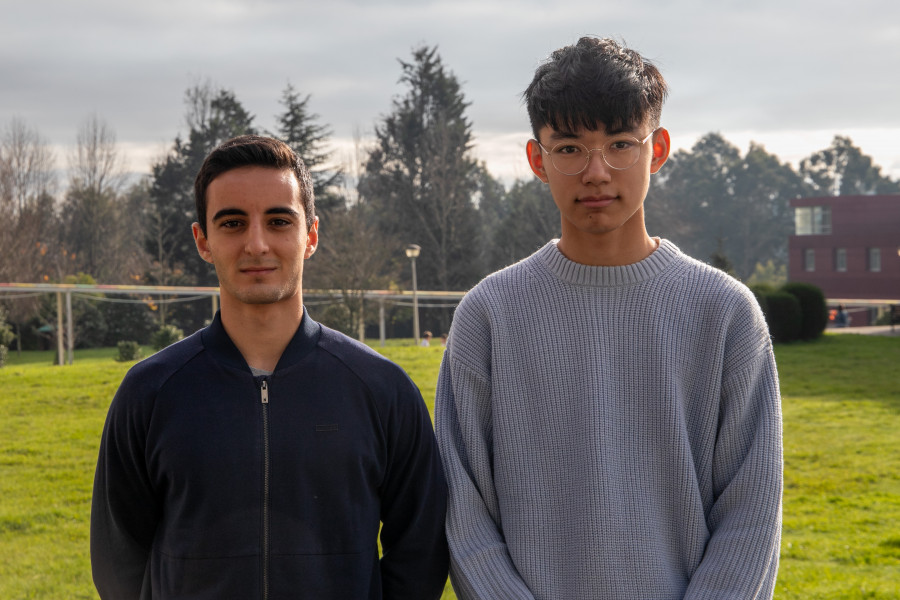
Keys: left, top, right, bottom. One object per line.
{"left": 549, "top": 136, "right": 645, "bottom": 174}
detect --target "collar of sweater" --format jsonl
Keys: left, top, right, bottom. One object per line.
{"left": 536, "top": 239, "right": 680, "bottom": 287}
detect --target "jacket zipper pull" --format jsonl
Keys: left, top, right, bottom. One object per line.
{"left": 261, "top": 379, "right": 269, "bottom": 404}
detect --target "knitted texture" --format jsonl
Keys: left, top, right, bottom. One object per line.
{"left": 436, "top": 240, "right": 783, "bottom": 600}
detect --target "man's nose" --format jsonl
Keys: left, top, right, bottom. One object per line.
{"left": 244, "top": 222, "right": 270, "bottom": 254}
{"left": 581, "top": 148, "right": 612, "bottom": 182}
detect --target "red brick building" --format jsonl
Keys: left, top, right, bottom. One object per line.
{"left": 788, "top": 195, "right": 900, "bottom": 325}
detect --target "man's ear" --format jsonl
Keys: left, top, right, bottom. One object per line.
{"left": 650, "top": 128, "right": 671, "bottom": 174}
{"left": 304, "top": 217, "right": 319, "bottom": 259}
{"left": 526, "top": 139, "right": 550, "bottom": 183}
{"left": 192, "top": 222, "right": 214, "bottom": 264}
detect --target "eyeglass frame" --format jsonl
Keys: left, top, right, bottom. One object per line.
{"left": 535, "top": 128, "right": 660, "bottom": 175}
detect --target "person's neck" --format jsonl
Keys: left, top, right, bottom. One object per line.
{"left": 219, "top": 298, "right": 303, "bottom": 373}
{"left": 557, "top": 228, "right": 659, "bottom": 267}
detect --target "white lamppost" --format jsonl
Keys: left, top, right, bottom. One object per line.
{"left": 405, "top": 244, "right": 421, "bottom": 346}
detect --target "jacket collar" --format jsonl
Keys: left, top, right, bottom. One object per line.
{"left": 201, "top": 307, "right": 321, "bottom": 372}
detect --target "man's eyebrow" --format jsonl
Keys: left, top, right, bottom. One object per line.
{"left": 546, "top": 128, "right": 638, "bottom": 142}
{"left": 211, "top": 208, "right": 248, "bottom": 222}
{"left": 265, "top": 207, "right": 301, "bottom": 218}
{"left": 547, "top": 129, "right": 579, "bottom": 141}
{"left": 211, "top": 207, "right": 301, "bottom": 221}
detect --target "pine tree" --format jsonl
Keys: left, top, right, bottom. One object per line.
{"left": 145, "top": 84, "right": 256, "bottom": 331}
{"left": 273, "top": 84, "right": 342, "bottom": 213}
{"left": 359, "top": 45, "right": 480, "bottom": 298}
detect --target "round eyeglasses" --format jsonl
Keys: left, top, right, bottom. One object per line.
{"left": 536, "top": 129, "right": 658, "bottom": 175}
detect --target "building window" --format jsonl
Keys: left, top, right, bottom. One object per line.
{"left": 804, "top": 248, "right": 815, "bottom": 272}
{"left": 795, "top": 206, "right": 832, "bottom": 235}
{"left": 868, "top": 248, "right": 881, "bottom": 272}
{"left": 835, "top": 248, "right": 847, "bottom": 272}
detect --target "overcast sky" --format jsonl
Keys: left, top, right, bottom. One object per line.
{"left": 3, "top": 0, "right": 899, "bottom": 186}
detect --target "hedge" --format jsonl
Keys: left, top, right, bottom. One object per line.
{"left": 781, "top": 282, "right": 828, "bottom": 341}
{"left": 752, "top": 281, "right": 827, "bottom": 344}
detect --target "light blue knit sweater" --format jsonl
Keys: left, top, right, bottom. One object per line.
{"left": 436, "top": 240, "right": 782, "bottom": 600}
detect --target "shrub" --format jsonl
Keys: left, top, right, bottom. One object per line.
{"left": 19, "top": 316, "right": 52, "bottom": 351}
{"left": 748, "top": 283, "right": 777, "bottom": 316}
{"left": 116, "top": 341, "right": 143, "bottom": 362}
{"left": 762, "top": 291, "right": 802, "bottom": 343}
{"left": 875, "top": 310, "right": 895, "bottom": 326}
{"left": 781, "top": 282, "right": 828, "bottom": 341}
{"left": 0, "top": 306, "right": 16, "bottom": 348}
{"left": 151, "top": 325, "right": 184, "bottom": 351}
{"left": 103, "top": 302, "right": 157, "bottom": 346}
{"left": 311, "top": 303, "right": 354, "bottom": 337}
{"left": 0, "top": 307, "right": 13, "bottom": 368}
{"left": 73, "top": 301, "right": 108, "bottom": 349}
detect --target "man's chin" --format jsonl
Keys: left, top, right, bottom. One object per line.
{"left": 233, "top": 287, "right": 289, "bottom": 305}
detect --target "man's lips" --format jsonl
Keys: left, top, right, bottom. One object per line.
{"left": 577, "top": 195, "right": 617, "bottom": 207}
{"left": 239, "top": 265, "right": 278, "bottom": 275}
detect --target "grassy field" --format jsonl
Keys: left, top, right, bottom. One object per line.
{"left": 1, "top": 334, "right": 898, "bottom": 598}
{"left": 773, "top": 334, "right": 900, "bottom": 598}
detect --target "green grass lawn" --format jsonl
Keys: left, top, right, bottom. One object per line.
{"left": 774, "top": 334, "right": 900, "bottom": 599}
{"left": 1, "top": 334, "right": 898, "bottom": 598}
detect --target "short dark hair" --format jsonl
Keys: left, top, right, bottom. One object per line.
{"left": 524, "top": 37, "right": 668, "bottom": 140}
{"left": 194, "top": 135, "right": 315, "bottom": 235}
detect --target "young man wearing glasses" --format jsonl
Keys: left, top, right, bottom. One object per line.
{"left": 435, "top": 37, "right": 782, "bottom": 599}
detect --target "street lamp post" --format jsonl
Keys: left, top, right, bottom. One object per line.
{"left": 405, "top": 244, "right": 421, "bottom": 346}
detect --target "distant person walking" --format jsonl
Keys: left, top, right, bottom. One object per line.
{"left": 835, "top": 304, "right": 850, "bottom": 327}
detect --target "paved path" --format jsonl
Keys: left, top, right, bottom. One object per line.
{"left": 826, "top": 325, "right": 899, "bottom": 337}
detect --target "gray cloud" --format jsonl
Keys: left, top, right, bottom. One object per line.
{"left": 3, "top": 0, "right": 899, "bottom": 180}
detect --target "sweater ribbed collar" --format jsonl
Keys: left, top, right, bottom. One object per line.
{"left": 536, "top": 239, "right": 680, "bottom": 287}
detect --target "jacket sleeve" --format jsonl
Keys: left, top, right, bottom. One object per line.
{"left": 685, "top": 312, "right": 783, "bottom": 599}
{"left": 435, "top": 342, "right": 536, "bottom": 600}
{"left": 378, "top": 373, "right": 450, "bottom": 600}
{"left": 91, "top": 373, "right": 160, "bottom": 600}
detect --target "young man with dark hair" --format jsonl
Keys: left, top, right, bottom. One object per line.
{"left": 436, "top": 37, "right": 782, "bottom": 599}
{"left": 91, "top": 135, "right": 449, "bottom": 599}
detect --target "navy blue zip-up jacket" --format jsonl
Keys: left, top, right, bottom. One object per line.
{"left": 91, "top": 310, "right": 449, "bottom": 599}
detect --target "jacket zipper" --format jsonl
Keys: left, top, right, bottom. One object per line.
{"left": 260, "top": 378, "right": 270, "bottom": 600}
